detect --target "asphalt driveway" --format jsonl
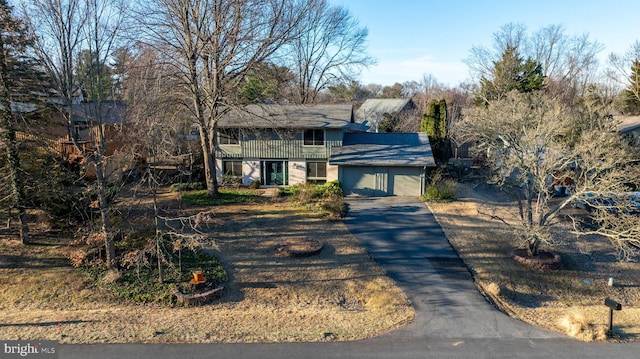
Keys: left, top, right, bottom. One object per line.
{"left": 342, "top": 196, "right": 560, "bottom": 340}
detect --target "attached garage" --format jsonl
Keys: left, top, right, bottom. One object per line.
{"left": 330, "top": 133, "right": 435, "bottom": 197}
{"left": 339, "top": 166, "right": 426, "bottom": 197}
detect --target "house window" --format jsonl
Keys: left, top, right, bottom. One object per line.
{"left": 306, "top": 161, "right": 327, "bottom": 183}
{"left": 303, "top": 129, "right": 324, "bottom": 146}
{"left": 223, "top": 160, "right": 242, "bottom": 177}
{"left": 72, "top": 122, "right": 90, "bottom": 142}
{"left": 219, "top": 129, "right": 240, "bottom": 145}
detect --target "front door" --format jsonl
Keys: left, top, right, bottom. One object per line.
{"left": 262, "top": 161, "right": 288, "bottom": 186}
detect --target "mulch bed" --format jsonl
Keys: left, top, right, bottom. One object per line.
{"left": 510, "top": 248, "right": 561, "bottom": 271}
{"left": 275, "top": 238, "right": 324, "bottom": 257}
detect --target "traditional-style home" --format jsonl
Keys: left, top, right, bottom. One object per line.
{"left": 215, "top": 103, "right": 435, "bottom": 197}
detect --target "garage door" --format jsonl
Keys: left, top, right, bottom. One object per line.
{"left": 341, "top": 167, "right": 386, "bottom": 196}
{"left": 387, "top": 167, "right": 423, "bottom": 196}
{"left": 341, "top": 166, "right": 424, "bottom": 197}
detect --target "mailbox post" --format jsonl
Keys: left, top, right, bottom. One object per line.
{"left": 604, "top": 298, "right": 622, "bottom": 335}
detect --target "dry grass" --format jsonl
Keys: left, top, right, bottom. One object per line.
{"left": 0, "top": 190, "right": 413, "bottom": 344}
{"left": 427, "top": 182, "right": 640, "bottom": 342}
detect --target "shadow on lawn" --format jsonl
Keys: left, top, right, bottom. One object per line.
{"left": 0, "top": 320, "right": 96, "bottom": 328}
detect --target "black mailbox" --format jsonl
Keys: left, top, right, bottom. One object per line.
{"left": 605, "top": 298, "right": 622, "bottom": 311}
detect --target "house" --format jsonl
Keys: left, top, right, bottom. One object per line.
{"left": 58, "top": 100, "right": 128, "bottom": 159}
{"left": 215, "top": 104, "right": 435, "bottom": 196}
{"left": 618, "top": 115, "right": 640, "bottom": 146}
{"left": 354, "top": 98, "right": 417, "bottom": 132}
{"left": 41, "top": 100, "right": 137, "bottom": 180}
{"left": 216, "top": 104, "right": 352, "bottom": 187}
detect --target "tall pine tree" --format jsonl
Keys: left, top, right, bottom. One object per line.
{"left": 475, "top": 46, "right": 544, "bottom": 105}
{"left": 618, "top": 59, "right": 640, "bottom": 115}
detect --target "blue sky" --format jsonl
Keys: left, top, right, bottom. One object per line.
{"left": 336, "top": 0, "right": 640, "bottom": 87}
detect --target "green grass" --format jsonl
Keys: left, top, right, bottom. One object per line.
{"left": 180, "top": 188, "right": 262, "bottom": 206}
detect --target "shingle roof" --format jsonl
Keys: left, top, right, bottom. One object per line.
{"left": 354, "top": 99, "right": 414, "bottom": 129}
{"left": 330, "top": 132, "right": 435, "bottom": 167}
{"left": 218, "top": 104, "right": 353, "bottom": 129}
{"left": 617, "top": 115, "right": 640, "bottom": 133}
{"left": 72, "top": 101, "right": 126, "bottom": 125}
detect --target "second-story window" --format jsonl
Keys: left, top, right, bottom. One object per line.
{"left": 303, "top": 129, "right": 324, "bottom": 146}
{"left": 218, "top": 128, "right": 240, "bottom": 145}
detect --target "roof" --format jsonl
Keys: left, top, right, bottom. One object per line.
{"left": 354, "top": 99, "right": 414, "bottom": 128}
{"left": 72, "top": 101, "right": 127, "bottom": 125}
{"left": 330, "top": 132, "right": 436, "bottom": 167}
{"left": 617, "top": 115, "right": 640, "bottom": 133}
{"left": 218, "top": 104, "right": 353, "bottom": 129}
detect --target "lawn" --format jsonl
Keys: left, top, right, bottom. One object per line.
{"left": 0, "top": 186, "right": 413, "bottom": 343}
{"left": 426, "top": 182, "right": 640, "bottom": 342}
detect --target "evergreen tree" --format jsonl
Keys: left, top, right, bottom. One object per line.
{"left": 420, "top": 99, "right": 439, "bottom": 135}
{"left": 475, "top": 46, "right": 544, "bottom": 105}
{"left": 75, "top": 49, "right": 114, "bottom": 101}
{"left": 237, "top": 62, "right": 294, "bottom": 104}
{"left": 438, "top": 98, "right": 447, "bottom": 139}
{"left": 421, "top": 99, "right": 449, "bottom": 163}
{"left": 617, "top": 59, "right": 640, "bottom": 115}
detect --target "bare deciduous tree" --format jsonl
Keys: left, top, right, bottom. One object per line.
{"left": 289, "top": 0, "right": 373, "bottom": 104}
{"left": 0, "top": 0, "right": 43, "bottom": 244}
{"left": 123, "top": 46, "right": 213, "bottom": 283}
{"left": 608, "top": 40, "right": 640, "bottom": 101}
{"left": 454, "top": 91, "right": 640, "bottom": 259}
{"left": 24, "top": 0, "right": 127, "bottom": 268}
{"left": 136, "top": 0, "right": 312, "bottom": 196}
{"left": 466, "top": 23, "right": 603, "bottom": 105}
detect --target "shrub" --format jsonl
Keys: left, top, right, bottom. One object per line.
{"left": 248, "top": 180, "right": 261, "bottom": 189}
{"left": 221, "top": 174, "right": 242, "bottom": 187}
{"left": 296, "top": 183, "right": 317, "bottom": 203}
{"left": 421, "top": 170, "right": 457, "bottom": 202}
{"left": 278, "top": 181, "right": 342, "bottom": 200}
{"left": 320, "top": 196, "right": 346, "bottom": 219}
{"left": 170, "top": 182, "right": 205, "bottom": 192}
{"left": 318, "top": 180, "right": 343, "bottom": 198}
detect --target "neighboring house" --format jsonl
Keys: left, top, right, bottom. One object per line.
{"left": 330, "top": 132, "right": 435, "bottom": 197}
{"left": 44, "top": 100, "right": 133, "bottom": 180}
{"left": 216, "top": 104, "right": 436, "bottom": 197}
{"left": 354, "top": 98, "right": 416, "bottom": 132}
{"left": 618, "top": 115, "right": 640, "bottom": 147}
{"left": 58, "top": 100, "right": 128, "bottom": 159}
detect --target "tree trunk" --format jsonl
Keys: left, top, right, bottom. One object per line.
{"left": 198, "top": 125, "right": 218, "bottom": 197}
{"left": 2, "top": 130, "right": 29, "bottom": 245}
{"left": 203, "top": 148, "right": 218, "bottom": 197}
{"left": 150, "top": 160, "right": 164, "bottom": 284}
{"left": 96, "top": 163, "right": 115, "bottom": 268}
{"left": 156, "top": 235, "right": 164, "bottom": 284}
{"left": 18, "top": 208, "right": 29, "bottom": 245}
{"left": 0, "top": 36, "right": 29, "bottom": 244}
